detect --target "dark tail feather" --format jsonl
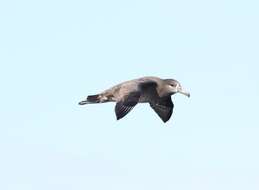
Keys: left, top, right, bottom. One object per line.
{"left": 79, "top": 94, "right": 103, "bottom": 105}
{"left": 87, "top": 94, "right": 100, "bottom": 103}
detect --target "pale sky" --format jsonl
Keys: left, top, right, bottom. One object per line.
{"left": 0, "top": 0, "right": 259, "bottom": 189}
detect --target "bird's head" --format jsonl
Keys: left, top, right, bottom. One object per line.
{"left": 164, "top": 79, "right": 190, "bottom": 97}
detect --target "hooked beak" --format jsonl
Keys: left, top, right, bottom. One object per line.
{"left": 177, "top": 85, "right": 190, "bottom": 98}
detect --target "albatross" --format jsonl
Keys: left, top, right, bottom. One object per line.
{"left": 79, "top": 76, "right": 190, "bottom": 123}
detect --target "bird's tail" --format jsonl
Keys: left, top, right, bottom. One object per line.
{"left": 87, "top": 94, "right": 101, "bottom": 103}
{"left": 78, "top": 94, "right": 101, "bottom": 105}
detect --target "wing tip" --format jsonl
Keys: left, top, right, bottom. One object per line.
{"left": 116, "top": 114, "right": 123, "bottom": 120}
{"left": 161, "top": 118, "right": 170, "bottom": 123}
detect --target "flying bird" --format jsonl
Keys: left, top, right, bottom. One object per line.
{"left": 79, "top": 76, "right": 190, "bottom": 123}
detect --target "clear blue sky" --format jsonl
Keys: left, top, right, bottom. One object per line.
{"left": 0, "top": 0, "right": 258, "bottom": 189}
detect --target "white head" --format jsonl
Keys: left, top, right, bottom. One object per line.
{"left": 164, "top": 79, "right": 190, "bottom": 97}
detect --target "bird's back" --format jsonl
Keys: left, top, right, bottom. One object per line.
{"left": 103, "top": 76, "right": 163, "bottom": 102}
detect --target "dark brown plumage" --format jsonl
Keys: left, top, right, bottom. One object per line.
{"left": 79, "top": 76, "right": 190, "bottom": 123}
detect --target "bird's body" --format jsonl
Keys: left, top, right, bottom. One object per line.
{"left": 79, "top": 76, "right": 190, "bottom": 123}
{"left": 101, "top": 76, "right": 163, "bottom": 103}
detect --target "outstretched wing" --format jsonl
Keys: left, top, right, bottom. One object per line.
{"left": 115, "top": 91, "right": 141, "bottom": 120}
{"left": 139, "top": 80, "right": 174, "bottom": 122}
{"left": 150, "top": 96, "right": 174, "bottom": 123}
{"left": 114, "top": 79, "right": 173, "bottom": 122}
